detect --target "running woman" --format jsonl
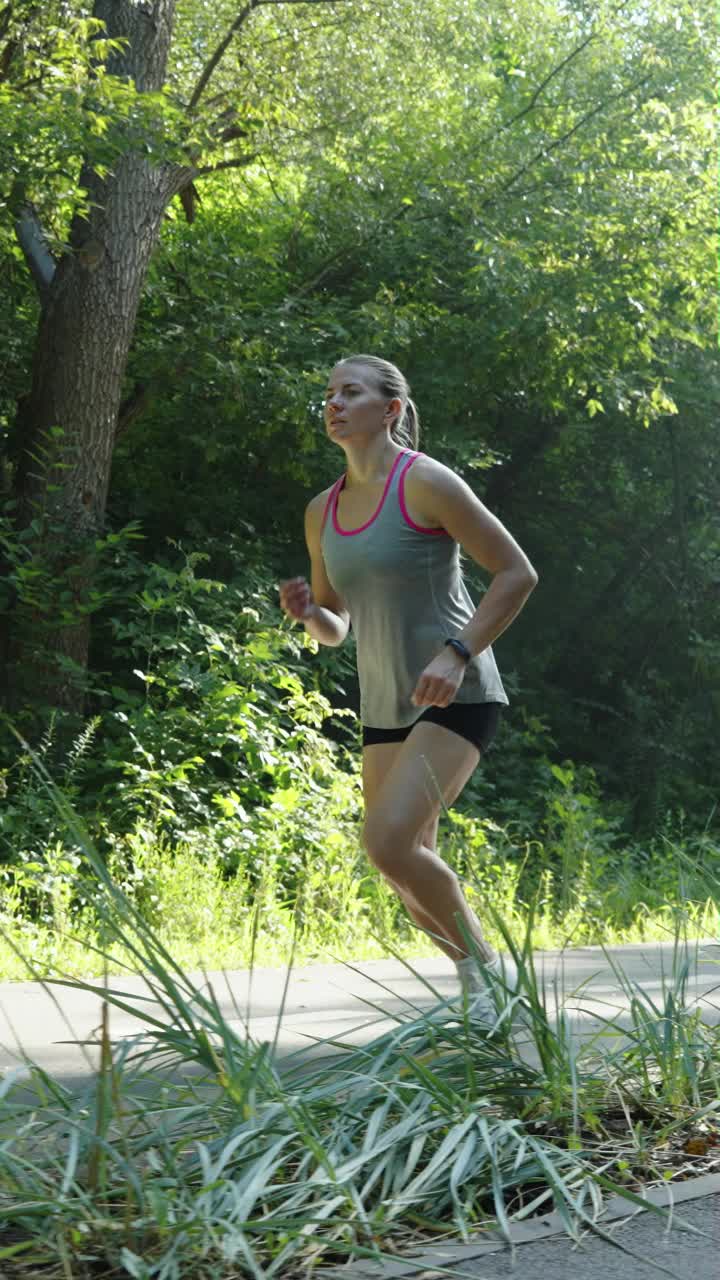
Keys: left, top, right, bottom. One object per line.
{"left": 279, "top": 355, "right": 538, "bottom": 1024}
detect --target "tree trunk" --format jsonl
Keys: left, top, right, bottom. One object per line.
{"left": 3, "top": 0, "right": 184, "bottom": 717}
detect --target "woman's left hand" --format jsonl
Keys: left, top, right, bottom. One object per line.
{"left": 411, "top": 648, "right": 468, "bottom": 708}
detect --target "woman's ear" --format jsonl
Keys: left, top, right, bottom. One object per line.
{"left": 384, "top": 396, "right": 403, "bottom": 424}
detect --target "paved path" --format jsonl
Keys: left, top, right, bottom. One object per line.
{"left": 1, "top": 939, "right": 718, "bottom": 1280}
{"left": 1, "top": 939, "right": 718, "bottom": 1086}
{"left": 333, "top": 1181, "right": 720, "bottom": 1280}
{"left": 456, "top": 1192, "right": 720, "bottom": 1280}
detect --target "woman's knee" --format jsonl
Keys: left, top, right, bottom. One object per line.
{"left": 362, "top": 811, "right": 415, "bottom": 877}
{"left": 363, "top": 820, "right": 455, "bottom": 899}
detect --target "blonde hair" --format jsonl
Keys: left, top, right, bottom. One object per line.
{"left": 339, "top": 354, "right": 420, "bottom": 449}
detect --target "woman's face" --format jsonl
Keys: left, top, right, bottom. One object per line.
{"left": 324, "top": 363, "right": 400, "bottom": 444}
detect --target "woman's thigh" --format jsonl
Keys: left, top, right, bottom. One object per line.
{"left": 363, "top": 740, "right": 442, "bottom": 852}
{"left": 362, "top": 720, "right": 481, "bottom": 873}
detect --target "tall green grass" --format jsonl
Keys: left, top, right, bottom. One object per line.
{"left": 0, "top": 817, "right": 716, "bottom": 982}
{"left": 0, "top": 741, "right": 718, "bottom": 1279}
{"left": 2, "top": 678, "right": 717, "bottom": 984}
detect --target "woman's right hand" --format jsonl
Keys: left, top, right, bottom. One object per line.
{"left": 279, "top": 576, "right": 315, "bottom": 621}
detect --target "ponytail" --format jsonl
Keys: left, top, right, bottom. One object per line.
{"left": 391, "top": 396, "right": 420, "bottom": 450}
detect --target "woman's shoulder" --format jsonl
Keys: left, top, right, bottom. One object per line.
{"left": 409, "top": 451, "right": 452, "bottom": 479}
{"left": 404, "top": 452, "right": 486, "bottom": 530}
{"left": 402, "top": 452, "right": 461, "bottom": 529}
{"left": 405, "top": 452, "right": 462, "bottom": 499}
{"left": 304, "top": 481, "right": 340, "bottom": 537}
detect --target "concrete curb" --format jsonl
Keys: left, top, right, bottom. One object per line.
{"left": 324, "top": 1173, "right": 720, "bottom": 1278}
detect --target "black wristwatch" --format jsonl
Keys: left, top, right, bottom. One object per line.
{"left": 444, "top": 637, "right": 472, "bottom": 664}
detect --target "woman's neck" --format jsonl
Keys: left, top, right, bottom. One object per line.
{"left": 343, "top": 436, "right": 407, "bottom": 488}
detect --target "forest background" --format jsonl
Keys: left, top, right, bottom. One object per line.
{"left": 0, "top": 0, "right": 717, "bottom": 978}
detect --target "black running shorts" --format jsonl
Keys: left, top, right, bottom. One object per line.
{"left": 362, "top": 701, "right": 504, "bottom": 755}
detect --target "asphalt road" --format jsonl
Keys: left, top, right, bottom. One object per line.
{"left": 452, "top": 1193, "right": 720, "bottom": 1280}
{"left": 1, "top": 938, "right": 718, "bottom": 1088}
{"left": 1, "top": 938, "right": 719, "bottom": 1280}
{"left": 332, "top": 1182, "right": 720, "bottom": 1280}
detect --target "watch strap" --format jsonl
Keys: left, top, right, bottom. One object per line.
{"left": 444, "top": 637, "right": 472, "bottom": 663}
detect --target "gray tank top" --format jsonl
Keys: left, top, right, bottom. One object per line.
{"left": 320, "top": 449, "right": 508, "bottom": 728}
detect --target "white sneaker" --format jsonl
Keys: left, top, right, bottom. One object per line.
{"left": 460, "top": 953, "right": 520, "bottom": 1029}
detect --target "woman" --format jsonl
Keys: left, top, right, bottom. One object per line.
{"left": 279, "top": 354, "right": 538, "bottom": 1025}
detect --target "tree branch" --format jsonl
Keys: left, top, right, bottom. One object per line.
{"left": 472, "top": 0, "right": 638, "bottom": 152}
{"left": 481, "top": 30, "right": 599, "bottom": 147}
{"left": 116, "top": 358, "right": 189, "bottom": 440}
{"left": 188, "top": 2, "right": 256, "bottom": 114}
{"left": 479, "top": 73, "right": 655, "bottom": 209}
{"left": 187, "top": 0, "right": 354, "bottom": 115}
{"left": 217, "top": 122, "right": 250, "bottom": 145}
{"left": 116, "top": 383, "right": 150, "bottom": 441}
{"left": 278, "top": 203, "right": 412, "bottom": 312}
{"left": 14, "top": 203, "right": 56, "bottom": 300}
{"left": 277, "top": 69, "right": 657, "bottom": 318}
{"left": 194, "top": 153, "right": 258, "bottom": 177}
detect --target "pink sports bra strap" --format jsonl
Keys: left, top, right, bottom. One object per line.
{"left": 321, "top": 475, "right": 344, "bottom": 535}
{"left": 321, "top": 450, "right": 418, "bottom": 537}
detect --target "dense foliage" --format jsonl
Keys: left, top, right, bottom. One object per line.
{"left": 0, "top": 0, "right": 718, "bottom": 926}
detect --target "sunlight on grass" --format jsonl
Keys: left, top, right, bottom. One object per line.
{"left": 0, "top": 829, "right": 716, "bottom": 982}
{"left": 1, "top": 895, "right": 718, "bottom": 1279}
{"left": 0, "top": 735, "right": 718, "bottom": 1278}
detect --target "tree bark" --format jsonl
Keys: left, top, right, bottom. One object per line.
{"left": 4, "top": 0, "right": 184, "bottom": 716}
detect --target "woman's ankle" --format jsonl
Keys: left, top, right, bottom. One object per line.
{"left": 456, "top": 945, "right": 497, "bottom": 973}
